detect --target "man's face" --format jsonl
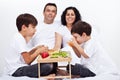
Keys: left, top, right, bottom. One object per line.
{"left": 43, "top": 5, "right": 57, "bottom": 23}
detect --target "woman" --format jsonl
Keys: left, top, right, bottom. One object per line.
{"left": 56, "top": 6, "right": 82, "bottom": 76}
{"left": 60, "top": 6, "right": 82, "bottom": 47}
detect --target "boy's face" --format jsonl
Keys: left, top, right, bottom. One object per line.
{"left": 72, "top": 33, "right": 84, "bottom": 44}
{"left": 43, "top": 5, "right": 57, "bottom": 23}
{"left": 25, "top": 24, "right": 36, "bottom": 37}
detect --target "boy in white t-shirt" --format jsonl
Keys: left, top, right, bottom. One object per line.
{"left": 4, "top": 13, "right": 55, "bottom": 78}
{"left": 67, "top": 20, "right": 118, "bottom": 78}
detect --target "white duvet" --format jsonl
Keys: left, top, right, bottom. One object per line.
{"left": 1, "top": 46, "right": 120, "bottom": 80}
{"left": 0, "top": 73, "right": 120, "bottom": 80}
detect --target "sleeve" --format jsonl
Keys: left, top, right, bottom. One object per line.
{"left": 84, "top": 40, "right": 96, "bottom": 58}
{"left": 14, "top": 35, "right": 29, "bottom": 55}
{"left": 56, "top": 25, "right": 65, "bottom": 36}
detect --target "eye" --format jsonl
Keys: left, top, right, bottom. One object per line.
{"left": 31, "top": 25, "right": 35, "bottom": 28}
{"left": 46, "top": 9, "right": 50, "bottom": 12}
{"left": 73, "top": 36, "right": 77, "bottom": 39}
{"left": 52, "top": 10, "right": 56, "bottom": 13}
{"left": 66, "top": 13, "right": 70, "bottom": 16}
{"left": 71, "top": 13, "right": 75, "bottom": 16}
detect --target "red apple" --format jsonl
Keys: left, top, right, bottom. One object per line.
{"left": 41, "top": 52, "right": 49, "bottom": 58}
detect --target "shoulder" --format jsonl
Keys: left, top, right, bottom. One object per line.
{"left": 58, "top": 25, "right": 69, "bottom": 31}
{"left": 11, "top": 33, "right": 21, "bottom": 41}
{"left": 85, "top": 38, "right": 97, "bottom": 47}
{"left": 54, "top": 20, "right": 61, "bottom": 24}
{"left": 11, "top": 32, "right": 26, "bottom": 45}
{"left": 84, "top": 38, "right": 103, "bottom": 54}
{"left": 84, "top": 38, "right": 98, "bottom": 51}
{"left": 36, "top": 21, "right": 44, "bottom": 29}
{"left": 53, "top": 21, "right": 61, "bottom": 26}
{"left": 56, "top": 25, "right": 66, "bottom": 32}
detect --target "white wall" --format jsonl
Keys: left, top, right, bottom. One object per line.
{"left": 0, "top": 0, "right": 120, "bottom": 75}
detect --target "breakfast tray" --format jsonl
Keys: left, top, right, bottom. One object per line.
{"left": 37, "top": 55, "right": 72, "bottom": 79}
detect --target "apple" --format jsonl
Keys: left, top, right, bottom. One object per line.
{"left": 41, "top": 52, "right": 49, "bottom": 58}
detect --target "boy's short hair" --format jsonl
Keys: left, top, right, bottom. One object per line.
{"left": 71, "top": 20, "right": 92, "bottom": 36}
{"left": 16, "top": 13, "right": 38, "bottom": 31}
{"left": 43, "top": 3, "right": 57, "bottom": 13}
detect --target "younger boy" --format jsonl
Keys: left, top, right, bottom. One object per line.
{"left": 4, "top": 13, "right": 54, "bottom": 78}
{"left": 67, "top": 20, "right": 118, "bottom": 78}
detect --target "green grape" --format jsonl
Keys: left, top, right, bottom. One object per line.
{"left": 50, "top": 50, "right": 69, "bottom": 58}
{"left": 50, "top": 55, "right": 58, "bottom": 58}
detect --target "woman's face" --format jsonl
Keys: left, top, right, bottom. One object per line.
{"left": 65, "top": 9, "right": 76, "bottom": 25}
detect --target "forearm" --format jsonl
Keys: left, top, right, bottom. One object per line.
{"left": 72, "top": 46, "right": 81, "bottom": 58}
{"left": 53, "top": 32, "right": 62, "bottom": 50}
{"left": 74, "top": 44, "right": 89, "bottom": 58}
{"left": 29, "top": 48, "right": 37, "bottom": 55}
{"left": 29, "top": 50, "right": 40, "bottom": 63}
{"left": 28, "top": 46, "right": 48, "bottom": 64}
{"left": 22, "top": 51, "right": 39, "bottom": 65}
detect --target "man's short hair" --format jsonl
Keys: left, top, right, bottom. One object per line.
{"left": 43, "top": 3, "right": 57, "bottom": 13}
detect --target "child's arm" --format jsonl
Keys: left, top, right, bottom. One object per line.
{"left": 68, "top": 41, "right": 81, "bottom": 58}
{"left": 21, "top": 45, "right": 48, "bottom": 65}
{"left": 68, "top": 38, "right": 89, "bottom": 58}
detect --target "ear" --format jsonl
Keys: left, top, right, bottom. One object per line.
{"left": 43, "top": 12, "right": 45, "bottom": 16}
{"left": 21, "top": 25, "right": 27, "bottom": 31}
{"left": 82, "top": 32, "right": 87, "bottom": 37}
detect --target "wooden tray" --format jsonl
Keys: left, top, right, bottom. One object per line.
{"left": 37, "top": 55, "right": 72, "bottom": 63}
{"left": 37, "top": 55, "right": 72, "bottom": 79}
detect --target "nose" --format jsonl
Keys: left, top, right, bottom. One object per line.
{"left": 69, "top": 14, "right": 73, "bottom": 17}
{"left": 49, "top": 11, "right": 53, "bottom": 15}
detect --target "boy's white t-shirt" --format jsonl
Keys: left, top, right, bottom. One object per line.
{"left": 32, "top": 21, "right": 61, "bottom": 49}
{"left": 4, "top": 33, "right": 31, "bottom": 75}
{"left": 81, "top": 38, "right": 118, "bottom": 75}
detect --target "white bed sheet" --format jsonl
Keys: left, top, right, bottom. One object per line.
{"left": 0, "top": 75, "right": 45, "bottom": 80}
{"left": 64, "top": 73, "right": 120, "bottom": 80}
{"left": 1, "top": 46, "right": 120, "bottom": 80}
{"left": 0, "top": 73, "right": 120, "bottom": 80}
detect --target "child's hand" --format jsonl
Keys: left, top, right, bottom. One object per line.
{"left": 36, "top": 45, "right": 45, "bottom": 49}
{"left": 68, "top": 37, "right": 78, "bottom": 47}
{"left": 67, "top": 40, "right": 73, "bottom": 47}
{"left": 36, "top": 45, "right": 48, "bottom": 55}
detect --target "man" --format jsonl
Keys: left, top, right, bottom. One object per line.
{"left": 32, "top": 3, "right": 62, "bottom": 50}
{"left": 31, "top": 3, "right": 62, "bottom": 75}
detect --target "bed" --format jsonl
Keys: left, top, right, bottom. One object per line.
{"left": 0, "top": 73, "right": 120, "bottom": 80}
{"left": 0, "top": 46, "right": 120, "bottom": 80}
